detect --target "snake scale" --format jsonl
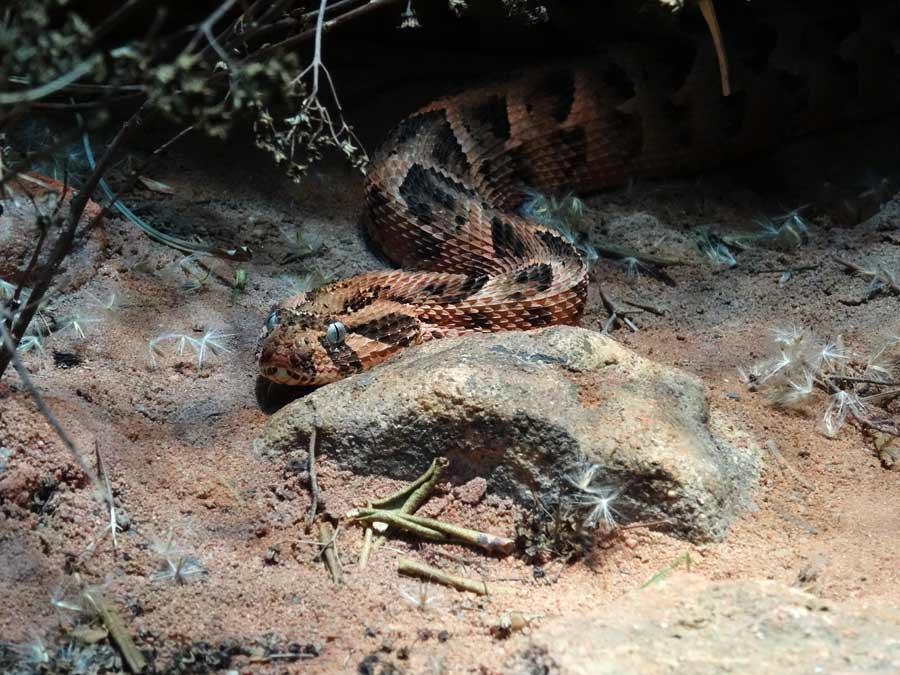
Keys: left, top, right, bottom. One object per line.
{"left": 259, "top": 2, "right": 900, "bottom": 386}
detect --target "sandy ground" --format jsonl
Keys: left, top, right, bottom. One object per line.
{"left": 1, "top": 97, "right": 900, "bottom": 673}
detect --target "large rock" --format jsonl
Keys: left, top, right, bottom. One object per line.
{"left": 515, "top": 577, "right": 900, "bottom": 674}
{"left": 258, "top": 326, "right": 759, "bottom": 541}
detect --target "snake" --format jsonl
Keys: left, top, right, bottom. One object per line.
{"left": 258, "top": 2, "right": 900, "bottom": 387}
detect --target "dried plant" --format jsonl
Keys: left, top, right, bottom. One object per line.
{"left": 741, "top": 327, "right": 900, "bottom": 440}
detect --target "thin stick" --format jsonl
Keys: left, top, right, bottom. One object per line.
{"left": 81, "top": 586, "right": 147, "bottom": 673}
{"left": 319, "top": 521, "right": 343, "bottom": 584}
{"left": 30, "top": 94, "right": 144, "bottom": 111}
{"left": 593, "top": 243, "right": 691, "bottom": 268}
{"left": 352, "top": 509, "right": 447, "bottom": 542}
{"left": 621, "top": 298, "right": 667, "bottom": 317}
{"left": 0, "top": 58, "right": 101, "bottom": 105}
{"left": 833, "top": 255, "right": 900, "bottom": 293}
{"left": 95, "top": 441, "right": 120, "bottom": 552}
{"left": 305, "top": 428, "right": 320, "bottom": 526}
{"left": 358, "top": 527, "right": 373, "bottom": 570}
{"left": 221, "top": 0, "right": 365, "bottom": 53}
{"left": 3, "top": 212, "right": 49, "bottom": 331}
{"left": 832, "top": 255, "right": 872, "bottom": 276}
{"left": 242, "top": 0, "right": 403, "bottom": 65}
{"left": 352, "top": 509, "right": 515, "bottom": 555}
{"left": 361, "top": 457, "right": 448, "bottom": 563}
{"left": 398, "top": 559, "right": 488, "bottom": 596}
{"left": 861, "top": 388, "right": 900, "bottom": 405}
{"left": 827, "top": 375, "right": 900, "bottom": 387}
{"left": 182, "top": 0, "right": 239, "bottom": 66}
{"left": 397, "top": 513, "right": 515, "bottom": 555}
{"left": 748, "top": 265, "right": 819, "bottom": 275}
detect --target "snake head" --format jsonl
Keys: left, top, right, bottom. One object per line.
{"left": 258, "top": 305, "right": 346, "bottom": 386}
{"left": 258, "top": 295, "right": 425, "bottom": 387}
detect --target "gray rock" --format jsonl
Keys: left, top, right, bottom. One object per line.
{"left": 515, "top": 577, "right": 900, "bottom": 674}
{"left": 258, "top": 326, "right": 759, "bottom": 541}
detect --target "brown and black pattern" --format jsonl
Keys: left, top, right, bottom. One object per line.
{"left": 261, "top": 2, "right": 900, "bottom": 386}
{"left": 318, "top": 337, "right": 365, "bottom": 375}
{"left": 353, "top": 312, "right": 421, "bottom": 347}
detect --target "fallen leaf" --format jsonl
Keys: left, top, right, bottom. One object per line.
{"left": 139, "top": 175, "right": 175, "bottom": 195}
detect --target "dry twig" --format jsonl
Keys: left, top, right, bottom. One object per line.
{"left": 81, "top": 584, "right": 147, "bottom": 673}
{"left": 305, "top": 427, "right": 320, "bottom": 526}
{"left": 318, "top": 521, "right": 343, "bottom": 584}
{"left": 398, "top": 558, "right": 489, "bottom": 596}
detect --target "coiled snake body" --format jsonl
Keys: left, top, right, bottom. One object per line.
{"left": 259, "top": 6, "right": 900, "bottom": 386}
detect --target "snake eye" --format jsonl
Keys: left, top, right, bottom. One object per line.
{"left": 325, "top": 321, "right": 347, "bottom": 346}
{"left": 265, "top": 310, "right": 278, "bottom": 332}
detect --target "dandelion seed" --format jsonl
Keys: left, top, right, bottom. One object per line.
{"left": 86, "top": 291, "right": 118, "bottom": 312}
{"left": 621, "top": 256, "right": 645, "bottom": 278}
{"left": 758, "top": 351, "right": 793, "bottom": 383}
{"left": 399, "top": 582, "right": 441, "bottom": 612}
{"left": 562, "top": 194, "right": 586, "bottom": 219}
{"left": 865, "top": 339, "right": 900, "bottom": 382}
{"left": 772, "top": 324, "right": 804, "bottom": 346}
{"left": 564, "top": 459, "right": 625, "bottom": 531}
{"left": 575, "top": 484, "right": 623, "bottom": 531}
{"left": 50, "top": 586, "right": 84, "bottom": 613}
{"left": 753, "top": 215, "right": 779, "bottom": 236}
{"left": 818, "top": 338, "right": 848, "bottom": 373}
{"left": 16, "top": 334, "right": 45, "bottom": 357}
{"left": 702, "top": 240, "right": 736, "bottom": 267}
{"left": 773, "top": 369, "right": 815, "bottom": 407}
{"left": 820, "top": 390, "right": 863, "bottom": 438}
{"left": 147, "top": 329, "right": 233, "bottom": 371}
{"left": 150, "top": 528, "right": 207, "bottom": 585}
{"left": 566, "top": 461, "right": 600, "bottom": 492}
{"left": 62, "top": 313, "right": 103, "bottom": 339}
{"left": 151, "top": 555, "right": 207, "bottom": 584}
{"left": 194, "top": 329, "right": 234, "bottom": 370}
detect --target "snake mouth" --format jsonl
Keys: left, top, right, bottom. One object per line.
{"left": 260, "top": 364, "right": 310, "bottom": 386}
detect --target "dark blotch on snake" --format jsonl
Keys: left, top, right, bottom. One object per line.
{"left": 491, "top": 217, "right": 528, "bottom": 259}
{"left": 514, "top": 262, "right": 553, "bottom": 292}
